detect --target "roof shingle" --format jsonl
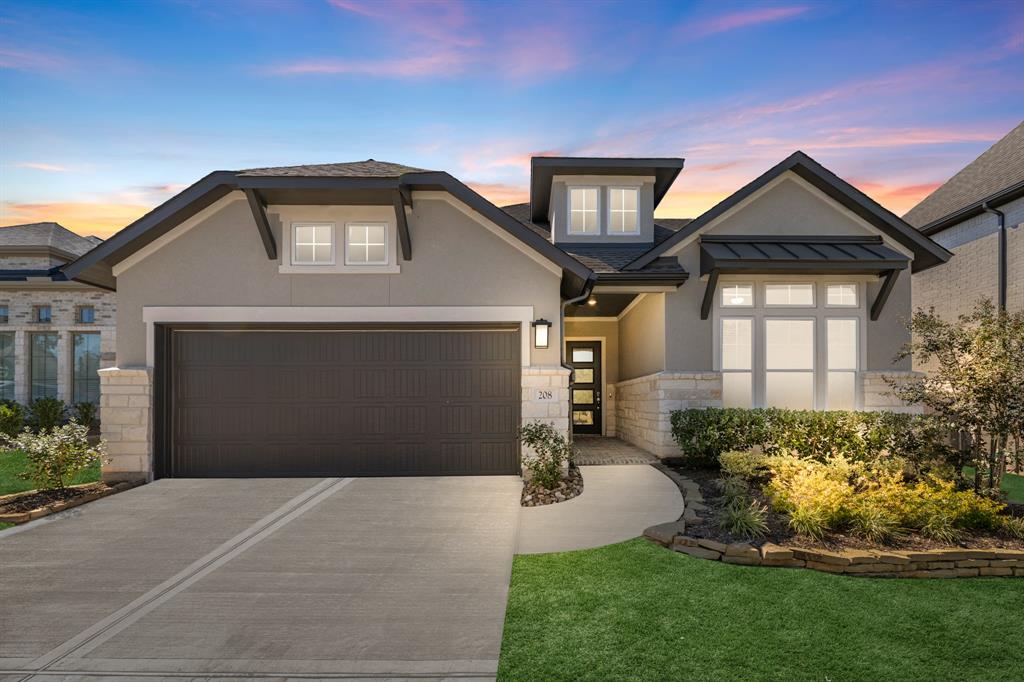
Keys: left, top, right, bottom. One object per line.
{"left": 236, "top": 159, "right": 432, "bottom": 178}
{"left": 0, "top": 222, "right": 101, "bottom": 257}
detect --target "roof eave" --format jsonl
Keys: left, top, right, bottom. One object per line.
{"left": 918, "top": 179, "right": 1024, "bottom": 236}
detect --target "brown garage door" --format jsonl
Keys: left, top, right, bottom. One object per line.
{"left": 158, "top": 327, "right": 521, "bottom": 477}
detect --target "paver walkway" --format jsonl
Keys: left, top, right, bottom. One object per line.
{"left": 516, "top": 465, "right": 684, "bottom": 555}
{"left": 574, "top": 436, "right": 659, "bottom": 465}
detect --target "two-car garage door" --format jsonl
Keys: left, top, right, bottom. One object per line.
{"left": 158, "top": 327, "right": 521, "bottom": 477}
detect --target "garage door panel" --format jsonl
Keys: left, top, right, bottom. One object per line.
{"left": 165, "top": 329, "right": 520, "bottom": 477}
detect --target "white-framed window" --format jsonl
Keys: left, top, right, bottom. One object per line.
{"left": 764, "top": 283, "right": 815, "bottom": 306}
{"left": 826, "top": 283, "right": 858, "bottom": 307}
{"left": 721, "top": 318, "right": 753, "bottom": 408}
{"left": 608, "top": 187, "right": 639, "bottom": 234}
{"left": 568, "top": 187, "right": 599, "bottom": 234}
{"left": 345, "top": 223, "right": 388, "bottom": 265}
{"left": 292, "top": 223, "right": 334, "bottom": 265}
{"left": 764, "top": 318, "right": 815, "bottom": 409}
{"left": 826, "top": 318, "right": 858, "bottom": 410}
{"left": 721, "top": 284, "right": 754, "bottom": 307}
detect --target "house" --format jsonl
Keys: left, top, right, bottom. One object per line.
{"left": 0, "top": 223, "right": 115, "bottom": 407}
{"left": 906, "top": 120, "right": 1024, "bottom": 316}
{"left": 59, "top": 153, "right": 950, "bottom": 481}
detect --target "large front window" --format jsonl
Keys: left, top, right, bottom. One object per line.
{"left": 0, "top": 332, "right": 14, "bottom": 401}
{"left": 30, "top": 333, "right": 58, "bottom": 401}
{"left": 568, "top": 187, "right": 598, "bottom": 234}
{"left": 719, "top": 280, "right": 862, "bottom": 410}
{"left": 73, "top": 332, "right": 101, "bottom": 405}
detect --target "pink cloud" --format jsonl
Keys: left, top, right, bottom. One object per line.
{"left": 467, "top": 182, "right": 529, "bottom": 207}
{"left": 13, "top": 162, "right": 71, "bottom": 172}
{"left": 680, "top": 6, "right": 810, "bottom": 40}
{"left": 0, "top": 47, "right": 71, "bottom": 74}
{"left": 268, "top": 51, "right": 469, "bottom": 77}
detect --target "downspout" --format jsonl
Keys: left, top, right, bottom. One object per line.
{"left": 560, "top": 276, "right": 596, "bottom": 443}
{"left": 982, "top": 202, "right": 1007, "bottom": 311}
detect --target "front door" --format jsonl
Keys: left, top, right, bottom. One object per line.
{"left": 567, "top": 340, "right": 602, "bottom": 435}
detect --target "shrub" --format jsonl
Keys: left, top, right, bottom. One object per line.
{"left": 717, "top": 498, "right": 769, "bottom": 539}
{"left": 1, "top": 421, "right": 105, "bottom": 491}
{"left": 719, "top": 449, "right": 770, "bottom": 481}
{"left": 29, "top": 397, "right": 65, "bottom": 432}
{"left": 519, "top": 421, "right": 574, "bottom": 490}
{"left": 717, "top": 475, "right": 751, "bottom": 507}
{"left": 1002, "top": 516, "right": 1024, "bottom": 540}
{"left": 0, "top": 401, "right": 25, "bottom": 436}
{"left": 73, "top": 401, "right": 98, "bottom": 428}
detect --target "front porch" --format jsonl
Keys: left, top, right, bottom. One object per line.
{"left": 572, "top": 436, "right": 658, "bottom": 465}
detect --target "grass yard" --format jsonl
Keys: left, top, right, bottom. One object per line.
{"left": 498, "top": 538, "right": 1024, "bottom": 681}
{"left": 963, "top": 467, "right": 1024, "bottom": 503}
{"left": 0, "top": 450, "right": 102, "bottom": 529}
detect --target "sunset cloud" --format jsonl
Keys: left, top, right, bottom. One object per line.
{"left": 467, "top": 182, "right": 530, "bottom": 207}
{"left": 13, "top": 162, "right": 71, "bottom": 172}
{"left": 679, "top": 6, "right": 810, "bottom": 40}
{"left": 0, "top": 201, "right": 150, "bottom": 238}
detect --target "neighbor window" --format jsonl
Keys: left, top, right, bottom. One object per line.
{"left": 0, "top": 305, "right": 8, "bottom": 324}
{"left": 721, "top": 318, "right": 753, "bottom": 408}
{"left": 345, "top": 223, "right": 388, "bottom": 265}
{"left": 721, "top": 284, "right": 753, "bottom": 307}
{"left": 72, "top": 332, "right": 101, "bottom": 405}
{"left": 0, "top": 333, "right": 13, "bottom": 401}
{"left": 33, "top": 305, "right": 52, "bottom": 323}
{"left": 568, "top": 187, "right": 599, "bottom": 234}
{"left": 30, "top": 332, "right": 58, "bottom": 401}
{"left": 608, "top": 187, "right": 639, "bottom": 234}
{"left": 827, "top": 319, "right": 858, "bottom": 410}
{"left": 292, "top": 223, "right": 334, "bottom": 265}
{"left": 76, "top": 305, "right": 95, "bottom": 324}
{"left": 826, "top": 283, "right": 858, "bottom": 307}
{"left": 764, "top": 319, "right": 815, "bottom": 409}
{"left": 765, "top": 284, "right": 814, "bottom": 306}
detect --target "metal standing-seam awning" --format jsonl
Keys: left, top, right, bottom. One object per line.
{"left": 698, "top": 235, "right": 910, "bottom": 321}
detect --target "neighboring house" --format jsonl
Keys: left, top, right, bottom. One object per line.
{"left": 906, "top": 120, "right": 1024, "bottom": 317}
{"left": 0, "top": 223, "right": 115, "bottom": 409}
{"left": 59, "top": 153, "right": 950, "bottom": 481}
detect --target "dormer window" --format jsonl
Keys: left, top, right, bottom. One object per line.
{"left": 568, "top": 187, "right": 599, "bottom": 234}
{"left": 292, "top": 223, "right": 334, "bottom": 265}
{"left": 608, "top": 187, "right": 639, "bottom": 234}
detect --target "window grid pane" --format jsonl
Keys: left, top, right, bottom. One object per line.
{"left": 30, "top": 333, "right": 58, "bottom": 401}
{"left": 765, "top": 284, "right": 814, "bottom": 306}
{"left": 721, "top": 318, "right": 752, "bottom": 370}
{"left": 0, "top": 332, "right": 14, "bottom": 401}
{"left": 569, "top": 188, "right": 598, "bottom": 234}
{"left": 722, "top": 372, "right": 752, "bottom": 408}
{"left": 721, "top": 284, "right": 753, "bottom": 307}
{"left": 827, "top": 319, "right": 857, "bottom": 370}
{"left": 827, "top": 371, "right": 856, "bottom": 410}
{"left": 293, "top": 224, "right": 333, "bottom": 264}
{"left": 609, "top": 188, "right": 639, "bottom": 233}
{"left": 827, "top": 284, "right": 858, "bottom": 306}
{"left": 765, "top": 319, "right": 814, "bottom": 370}
{"left": 73, "top": 333, "right": 101, "bottom": 405}
{"left": 766, "top": 372, "right": 815, "bottom": 409}
{"left": 347, "top": 224, "right": 387, "bottom": 264}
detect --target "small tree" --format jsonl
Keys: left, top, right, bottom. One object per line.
{"left": 519, "top": 421, "right": 574, "bottom": 490}
{"left": 888, "top": 300, "right": 1024, "bottom": 495}
{"left": 2, "top": 422, "right": 106, "bottom": 491}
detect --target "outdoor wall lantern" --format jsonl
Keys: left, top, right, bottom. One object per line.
{"left": 532, "top": 318, "right": 551, "bottom": 349}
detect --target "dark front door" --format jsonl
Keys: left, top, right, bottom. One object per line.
{"left": 158, "top": 327, "right": 521, "bottom": 478}
{"left": 567, "top": 340, "right": 602, "bottom": 435}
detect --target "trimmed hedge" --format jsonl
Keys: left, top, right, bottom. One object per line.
{"left": 670, "top": 408, "right": 957, "bottom": 471}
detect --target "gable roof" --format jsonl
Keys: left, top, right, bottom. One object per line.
{"left": 903, "top": 120, "right": 1024, "bottom": 232}
{"left": 0, "top": 222, "right": 102, "bottom": 258}
{"left": 623, "top": 151, "right": 952, "bottom": 273}
{"left": 528, "top": 157, "right": 684, "bottom": 222}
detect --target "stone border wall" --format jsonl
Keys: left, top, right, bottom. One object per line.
{"left": 615, "top": 372, "right": 721, "bottom": 458}
{"left": 862, "top": 371, "right": 924, "bottom": 414}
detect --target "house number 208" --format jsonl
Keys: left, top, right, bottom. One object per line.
{"left": 536, "top": 389, "right": 554, "bottom": 401}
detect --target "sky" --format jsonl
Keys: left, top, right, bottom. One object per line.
{"left": 1, "top": 0, "right": 1023, "bottom": 239}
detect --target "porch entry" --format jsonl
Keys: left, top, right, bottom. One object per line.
{"left": 568, "top": 340, "right": 602, "bottom": 435}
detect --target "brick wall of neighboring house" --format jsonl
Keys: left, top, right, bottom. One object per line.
{"left": 912, "top": 195, "right": 1024, "bottom": 320}
{"left": 0, "top": 255, "right": 62, "bottom": 270}
{"left": 0, "top": 287, "right": 116, "bottom": 407}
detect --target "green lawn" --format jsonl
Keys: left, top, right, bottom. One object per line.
{"left": 963, "top": 467, "right": 1024, "bottom": 503}
{"left": 0, "top": 450, "right": 102, "bottom": 530}
{"left": 499, "top": 538, "right": 1024, "bottom": 681}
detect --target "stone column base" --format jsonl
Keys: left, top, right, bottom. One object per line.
{"left": 862, "top": 371, "right": 924, "bottom": 414}
{"left": 98, "top": 367, "right": 153, "bottom": 483}
{"left": 615, "top": 372, "right": 722, "bottom": 458}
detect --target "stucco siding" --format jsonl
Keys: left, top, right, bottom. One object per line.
{"left": 114, "top": 193, "right": 563, "bottom": 367}
{"left": 618, "top": 293, "right": 665, "bottom": 381}
{"left": 663, "top": 241, "right": 713, "bottom": 371}
{"left": 866, "top": 269, "right": 911, "bottom": 370}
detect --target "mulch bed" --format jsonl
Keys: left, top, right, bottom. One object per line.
{"left": 521, "top": 465, "right": 584, "bottom": 507}
{"left": 0, "top": 483, "right": 109, "bottom": 514}
{"left": 665, "top": 463, "right": 1024, "bottom": 552}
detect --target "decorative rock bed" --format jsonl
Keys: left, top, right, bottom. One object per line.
{"left": 0, "top": 480, "right": 142, "bottom": 526}
{"left": 646, "top": 464, "right": 1024, "bottom": 578}
{"left": 521, "top": 466, "right": 584, "bottom": 507}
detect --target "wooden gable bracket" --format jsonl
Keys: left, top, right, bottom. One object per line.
{"left": 244, "top": 188, "right": 277, "bottom": 260}
{"left": 393, "top": 188, "right": 412, "bottom": 261}
{"left": 870, "top": 269, "right": 900, "bottom": 321}
{"left": 700, "top": 269, "right": 720, "bottom": 320}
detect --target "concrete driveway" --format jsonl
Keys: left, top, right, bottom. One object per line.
{"left": 0, "top": 476, "right": 521, "bottom": 681}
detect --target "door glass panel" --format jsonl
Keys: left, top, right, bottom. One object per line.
{"left": 722, "top": 372, "right": 752, "bottom": 408}
{"left": 765, "top": 319, "right": 814, "bottom": 369}
{"left": 573, "top": 410, "right": 594, "bottom": 425}
{"left": 572, "top": 390, "right": 594, "bottom": 405}
{"left": 571, "top": 348, "right": 594, "bottom": 363}
{"left": 766, "top": 372, "right": 814, "bottom": 409}
{"left": 575, "top": 368, "right": 594, "bottom": 384}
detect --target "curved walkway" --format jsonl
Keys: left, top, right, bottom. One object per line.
{"left": 516, "top": 465, "right": 684, "bottom": 555}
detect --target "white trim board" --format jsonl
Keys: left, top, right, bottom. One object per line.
{"left": 142, "top": 305, "right": 536, "bottom": 367}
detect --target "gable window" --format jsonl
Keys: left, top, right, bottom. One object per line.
{"left": 345, "top": 223, "right": 388, "bottom": 265}
{"left": 764, "top": 283, "right": 814, "bottom": 306}
{"left": 76, "top": 305, "right": 96, "bottom": 324}
{"left": 568, "top": 187, "right": 599, "bottom": 234}
{"left": 608, "top": 187, "right": 639, "bottom": 234}
{"left": 33, "top": 305, "right": 52, "bottom": 323}
{"left": 826, "top": 283, "right": 858, "bottom": 307}
{"left": 292, "top": 223, "right": 334, "bottom": 265}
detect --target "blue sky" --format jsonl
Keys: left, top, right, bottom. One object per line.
{"left": 1, "top": 0, "right": 1023, "bottom": 237}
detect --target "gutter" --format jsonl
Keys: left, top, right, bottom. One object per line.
{"left": 920, "top": 179, "right": 1024, "bottom": 236}
{"left": 981, "top": 202, "right": 1009, "bottom": 311}
{"left": 559, "top": 276, "right": 596, "bottom": 445}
